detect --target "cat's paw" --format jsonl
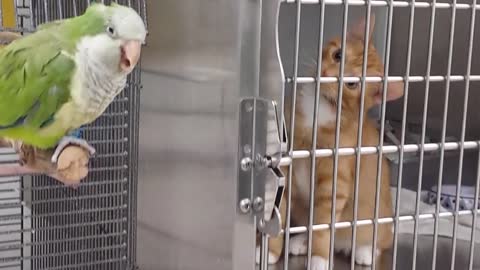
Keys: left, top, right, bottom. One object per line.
{"left": 334, "top": 240, "right": 352, "bottom": 256}
{"left": 354, "top": 246, "right": 380, "bottom": 266}
{"left": 309, "top": 256, "right": 329, "bottom": 270}
{"left": 289, "top": 234, "right": 308, "bottom": 256}
{"left": 255, "top": 246, "right": 280, "bottom": 265}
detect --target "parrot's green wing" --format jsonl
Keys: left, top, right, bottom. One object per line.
{"left": 0, "top": 26, "right": 75, "bottom": 130}
{"left": 36, "top": 20, "right": 66, "bottom": 31}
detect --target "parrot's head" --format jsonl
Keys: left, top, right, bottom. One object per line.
{"left": 87, "top": 3, "right": 147, "bottom": 74}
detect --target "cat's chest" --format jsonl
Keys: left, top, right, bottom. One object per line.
{"left": 299, "top": 90, "right": 336, "bottom": 128}
{"left": 293, "top": 159, "right": 312, "bottom": 201}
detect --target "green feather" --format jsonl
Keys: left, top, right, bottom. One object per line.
{"left": 0, "top": 5, "right": 107, "bottom": 149}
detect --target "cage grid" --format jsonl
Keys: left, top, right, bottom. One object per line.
{"left": 0, "top": 0, "right": 144, "bottom": 269}
{"left": 257, "top": 0, "right": 480, "bottom": 270}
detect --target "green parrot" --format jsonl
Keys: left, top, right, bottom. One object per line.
{"left": 0, "top": 2, "right": 146, "bottom": 164}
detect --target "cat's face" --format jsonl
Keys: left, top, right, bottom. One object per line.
{"left": 316, "top": 16, "right": 404, "bottom": 114}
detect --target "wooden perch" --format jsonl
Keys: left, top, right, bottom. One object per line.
{"left": 0, "top": 31, "right": 21, "bottom": 46}
{"left": 0, "top": 138, "right": 91, "bottom": 186}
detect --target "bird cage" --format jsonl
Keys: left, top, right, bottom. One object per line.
{"left": 0, "top": 0, "right": 145, "bottom": 269}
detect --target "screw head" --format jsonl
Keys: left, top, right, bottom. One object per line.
{"left": 256, "top": 154, "right": 269, "bottom": 169}
{"left": 243, "top": 144, "right": 252, "bottom": 155}
{"left": 241, "top": 157, "right": 253, "bottom": 171}
{"left": 253, "top": 197, "right": 264, "bottom": 211}
{"left": 258, "top": 218, "right": 266, "bottom": 228}
{"left": 244, "top": 102, "right": 253, "bottom": 112}
{"left": 239, "top": 198, "right": 251, "bottom": 213}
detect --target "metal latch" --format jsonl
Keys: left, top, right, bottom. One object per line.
{"left": 237, "top": 97, "right": 286, "bottom": 237}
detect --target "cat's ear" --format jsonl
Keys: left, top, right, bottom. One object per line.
{"left": 348, "top": 14, "right": 376, "bottom": 41}
{"left": 374, "top": 80, "right": 405, "bottom": 104}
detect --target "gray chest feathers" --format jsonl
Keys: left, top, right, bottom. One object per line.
{"left": 78, "top": 59, "right": 128, "bottom": 116}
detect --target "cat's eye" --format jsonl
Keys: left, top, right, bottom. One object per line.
{"left": 333, "top": 49, "right": 342, "bottom": 62}
{"left": 345, "top": 82, "right": 359, "bottom": 89}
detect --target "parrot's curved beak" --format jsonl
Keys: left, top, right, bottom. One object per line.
{"left": 120, "top": 40, "right": 142, "bottom": 73}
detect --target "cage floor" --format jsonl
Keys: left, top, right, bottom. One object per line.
{"left": 259, "top": 234, "right": 480, "bottom": 270}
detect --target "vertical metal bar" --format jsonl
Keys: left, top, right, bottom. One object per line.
{"left": 410, "top": 0, "right": 434, "bottom": 267}
{"left": 27, "top": 0, "right": 33, "bottom": 33}
{"left": 17, "top": 3, "right": 26, "bottom": 268}
{"left": 465, "top": 9, "right": 479, "bottom": 270}
{"left": 57, "top": 0, "right": 63, "bottom": 20}
{"left": 141, "top": 0, "right": 147, "bottom": 29}
{"left": 20, "top": 177, "right": 24, "bottom": 270}
{"left": 447, "top": 1, "right": 463, "bottom": 269}
{"left": 372, "top": 1, "right": 394, "bottom": 269}
{"left": 72, "top": 0, "right": 78, "bottom": 17}
{"left": 468, "top": 146, "right": 480, "bottom": 270}
{"left": 424, "top": 0, "right": 440, "bottom": 267}
{"left": 391, "top": 0, "right": 415, "bottom": 269}
{"left": 325, "top": 2, "right": 350, "bottom": 270}
{"left": 350, "top": 3, "right": 372, "bottom": 269}
{"left": 260, "top": 234, "right": 269, "bottom": 270}
{"left": 43, "top": 0, "right": 49, "bottom": 22}
{"left": 305, "top": 1, "right": 326, "bottom": 270}
{"left": 284, "top": 1, "right": 301, "bottom": 269}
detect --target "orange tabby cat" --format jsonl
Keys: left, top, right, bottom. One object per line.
{"left": 255, "top": 15, "right": 404, "bottom": 270}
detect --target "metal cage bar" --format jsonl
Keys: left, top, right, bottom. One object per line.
{"left": 283, "top": 0, "right": 302, "bottom": 269}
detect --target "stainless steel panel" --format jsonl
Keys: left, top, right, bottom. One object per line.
{"left": 137, "top": 1, "right": 268, "bottom": 269}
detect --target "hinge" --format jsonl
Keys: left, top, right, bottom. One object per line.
{"left": 237, "top": 97, "right": 287, "bottom": 237}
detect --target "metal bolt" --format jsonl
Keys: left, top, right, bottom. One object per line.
{"left": 239, "top": 198, "right": 251, "bottom": 213}
{"left": 243, "top": 144, "right": 252, "bottom": 155}
{"left": 244, "top": 102, "right": 253, "bottom": 112}
{"left": 253, "top": 197, "right": 264, "bottom": 211}
{"left": 256, "top": 154, "right": 268, "bottom": 169}
{"left": 241, "top": 157, "right": 253, "bottom": 171}
{"left": 258, "top": 218, "right": 266, "bottom": 228}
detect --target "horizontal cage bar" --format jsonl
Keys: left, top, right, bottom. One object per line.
{"left": 283, "top": 0, "right": 480, "bottom": 9}
{"left": 279, "top": 141, "right": 479, "bottom": 166}
{"left": 287, "top": 75, "right": 480, "bottom": 84}
{"left": 287, "top": 209, "right": 480, "bottom": 233}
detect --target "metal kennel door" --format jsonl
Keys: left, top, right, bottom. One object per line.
{"left": 256, "top": 0, "right": 480, "bottom": 270}
{"left": 0, "top": 1, "right": 146, "bottom": 269}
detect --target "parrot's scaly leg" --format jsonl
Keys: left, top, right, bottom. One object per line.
{"left": 51, "top": 136, "right": 95, "bottom": 163}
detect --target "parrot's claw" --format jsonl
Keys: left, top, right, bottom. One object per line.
{"left": 51, "top": 137, "right": 96, "bottom": 164}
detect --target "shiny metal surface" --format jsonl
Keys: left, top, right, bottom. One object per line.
{"left": 136, "top": 0, "right": 276, "bottom": 269}
{"left": 138, "top": 1, "right": 480, "bottom": 270}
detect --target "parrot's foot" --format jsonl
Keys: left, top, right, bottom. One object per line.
{"left": 51, "top": 137, "right": 95, "bottom": 164}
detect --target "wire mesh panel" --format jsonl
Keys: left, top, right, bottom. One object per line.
{"left": 256, "top": 0, "right": 480, "bottom": 270}
{"left": 0, "top": 149, "right": 25, "bottom": 270}
{"left": 0, "top": 0, "right": 145, "bottom": 269}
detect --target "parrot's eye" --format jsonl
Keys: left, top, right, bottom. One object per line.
{"left": 107, "top": 26, "right": 115, "bottom": 36}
